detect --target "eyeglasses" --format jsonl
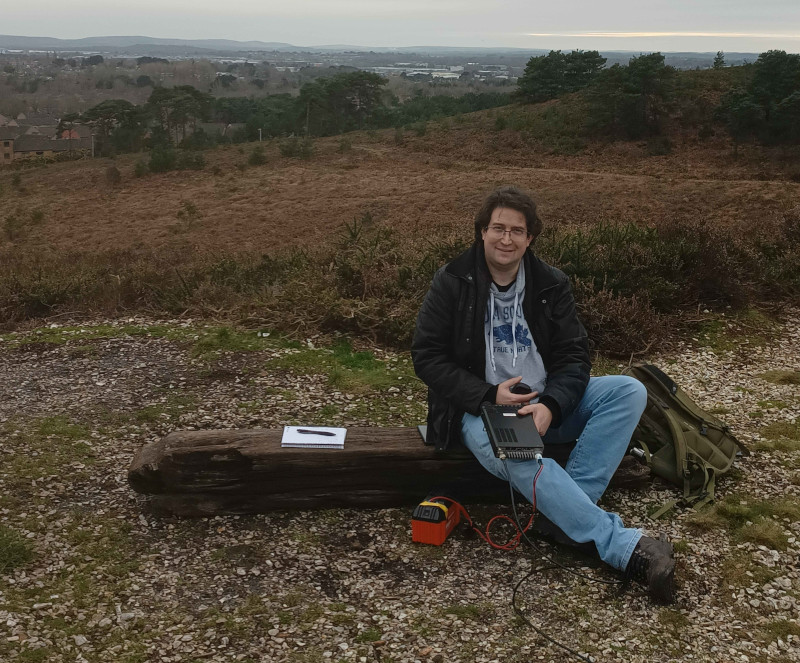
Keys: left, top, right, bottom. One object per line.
{"left": 485, "top": 224, "right": 529, "bottom": 239}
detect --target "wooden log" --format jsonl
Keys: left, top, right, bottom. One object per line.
{"left": 129, "top": 428, "right": 649, "bottom": 517}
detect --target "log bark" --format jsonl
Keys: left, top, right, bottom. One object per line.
{"left": 128, "top": 428, "right": 649, "bottom": 516}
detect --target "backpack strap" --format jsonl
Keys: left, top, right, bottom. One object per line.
{"left": 658, "top": 402, "right": 694, "bottom": 503}
{"left": 641, "top": 364, "right": 678, "bottom": 395}
{"left": 651, "top": 499, "right": 679, "bottom": 519}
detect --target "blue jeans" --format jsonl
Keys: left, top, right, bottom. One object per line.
{"left": 461, "top": 375, "right": 646, "bottom": 571}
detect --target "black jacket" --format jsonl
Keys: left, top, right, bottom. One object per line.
{"left": 411, "top": 242, "right": 590, "bottom": 450}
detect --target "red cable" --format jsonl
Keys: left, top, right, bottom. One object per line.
{"left": 429, "top": 461, "right": 544, "bottom": 552}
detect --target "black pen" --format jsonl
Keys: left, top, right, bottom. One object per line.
{"left": 297, "top": 429, "right": 336, "bottom": 436}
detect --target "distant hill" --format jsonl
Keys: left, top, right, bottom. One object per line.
{"left": 0, "top": 34, "right": 554, "bottom": 54}
{"left": 0, "top": 35, "right": 296, "bottom": 53}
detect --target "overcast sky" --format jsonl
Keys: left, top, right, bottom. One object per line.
{"left": 6, "top": 0, "right": 800, "bottom": 52}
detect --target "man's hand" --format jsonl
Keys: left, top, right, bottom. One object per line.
{"left": 496, "top": 377, "right": 552, "bottom": 435}
{"left": 496, "top": 376, "right": 537, "bottom": 405}
{"left": 518, "top": 402, "right": 553, "bottom": 437}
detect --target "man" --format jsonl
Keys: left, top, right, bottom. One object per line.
{"left": 411, "top": 186, "right": 675, "bottom": 603}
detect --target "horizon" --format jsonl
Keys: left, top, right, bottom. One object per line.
{"left": 0, "top": 33, "right": 781, "bottom": 56}
{"left": 4, "top": 0, "right": 800, "bottom": 53}
{"left": 0, "top": 34, "right": 780, "bottom": 55}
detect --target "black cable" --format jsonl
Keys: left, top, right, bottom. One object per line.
{"left": 511, "top": 565, "right": 597, "bottom": 663}
{"left": 501, "top": 458, "right": 621, "bottom": 663}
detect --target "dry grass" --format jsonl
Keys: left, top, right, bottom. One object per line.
{"left": 1, "top": 111, "right": 799, "bottom": 355}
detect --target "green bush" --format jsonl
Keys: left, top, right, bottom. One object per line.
{"left": 176, "top": 150, "right": 205, "bottom": 170}
{"left": 134, "top": 160, "right": 148, "bottom": 177}
{"left": 279, "top": 136, "right": 314, "bottom": 159}
{"left": 149, "top": 148, "right": 177, "bottom": 173}
{"left": 147, "top": 149, "right": 204, "bottom": 173}
{"left": 180, "top": 128, "right": 216, "bottom": 151}
{"left": 248, "top": 145, "right": 267, "bottom": 166}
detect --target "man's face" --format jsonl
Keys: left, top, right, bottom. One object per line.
{"left": 481, "top": 207, "right": 532, "bottom": 275}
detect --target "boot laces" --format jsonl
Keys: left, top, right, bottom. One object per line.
{"left": 624, "top": 547, "right": 650, "bottom": 584}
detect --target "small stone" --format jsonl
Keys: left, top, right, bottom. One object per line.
{"left": 73, "top": 635, "right": 88, "bottom": 646}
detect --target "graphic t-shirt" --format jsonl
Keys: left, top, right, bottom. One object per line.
{"left": 483, "top": 262, "right": 547, "bottom": 396}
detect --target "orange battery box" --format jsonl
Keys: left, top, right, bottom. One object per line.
{"left": 411, "top": 499, "right": 461, "bottom": 545}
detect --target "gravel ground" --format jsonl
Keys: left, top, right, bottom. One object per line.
{"left": 0, "top": 314, "right": 798, "bottom": 663}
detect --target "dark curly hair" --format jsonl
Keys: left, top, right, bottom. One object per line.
{"left": 473, "top": 186, "right": 543, "bottom": 243}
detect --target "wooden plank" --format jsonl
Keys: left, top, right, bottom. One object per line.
{"left": 128, "top": 428, "right": 648, "bottom": 516}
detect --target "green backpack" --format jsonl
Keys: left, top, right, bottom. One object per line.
{"left": 623, "top": 363, "right": 750, "bottom": 517}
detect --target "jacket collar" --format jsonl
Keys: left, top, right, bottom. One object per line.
{"left": 445, "top": 241, "right": 561, "bottom": 295}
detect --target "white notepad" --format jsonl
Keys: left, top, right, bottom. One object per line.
{"left": 281, "top": 426, "right": 346, "bottom": 449}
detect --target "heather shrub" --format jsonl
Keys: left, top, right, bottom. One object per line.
{"left": 573, "top": 280, "right": 667, "bottom": 356}
{"left": 1, "top": 209, "right": 798, "bottom": 354}
{"left": 537, "top": 220, "right": 764, "bottom": 311}
{"left": 105, "top": 166, "right": 122, "bottom": 185}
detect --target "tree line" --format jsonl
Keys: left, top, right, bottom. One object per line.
{"left": 716, "top": 50, "right": 800, "bottom": 148}
{"left": 73, "top": 72, "right": 511, "bottom": 156}
{"left": 63, "top": 48, "right": 800, "bottom": 157}
{"left": 514, "top": 48, "right": 800, "bottom": 147}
